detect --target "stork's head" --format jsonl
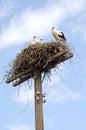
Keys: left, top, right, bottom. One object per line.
{"left": 33, "top": 36, "right": 36, "bottom": 38}
{"left": 52, "top": 27, "right": 55, "bottom": 30}
{"left": 33, "top": 36, "right": 37, "bottom": 40}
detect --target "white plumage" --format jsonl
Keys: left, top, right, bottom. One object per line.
{"left": 31, "top": 36, "right": 42, "bottom": 45}
{"left": 52, "top": 27, "right": 66, "bottom": 42}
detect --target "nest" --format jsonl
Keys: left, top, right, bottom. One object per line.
{"left": 6, "top": 42, "right": 73, "bottom": 86}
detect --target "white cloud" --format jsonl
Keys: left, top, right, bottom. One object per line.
{"left": 70, "top": 10, "right": 86, "bottom": 43}
{"left": 73, "top": 22, "right": 86, "bottom": 42}
{"left": 7, "top": 124, "right": 34, "bottom": 130}
{"left": 60, "top": 0, "right": 86, "bottom": 14}
{"left": 45, "top": 116, "right": 56, "bottom": 129}
{"left": 0, "top": 6, "right": 64, "bottom": 49}
{"left": 0, "top": 0, "right": 15, "bottom": 19}
{"left": 47, "top": 86, "right": 81, "bottom": 103}
{"left": 43, "top": 69, "right": 81, "bottom": 104}
{"left": 43, "top": 70, "right": 81, "bottom": 103}
{"left": 0, "top": 0, "right": 86, "bottom": 49}
{"left": 11, "top": 85, "right": 34, "bottom": 105}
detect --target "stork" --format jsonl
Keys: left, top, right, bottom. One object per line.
{"left": 31, "top": 36, "right": 42, "bottom": 45}
{"left": 52, "top": 27, "right": 66, "bottom": 42}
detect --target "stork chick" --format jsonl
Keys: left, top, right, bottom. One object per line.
{"left": 31, "top": 36, "right": 42, "bottom": 44}
{"left": 52, "top": 27, "right": 66, "bottom": 42}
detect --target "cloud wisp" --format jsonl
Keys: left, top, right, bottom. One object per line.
{"left": 0, "top": 0, "right": 86, "bottom": 49}
{"left": 0, "top": 0, "right": 15, "bottom": 19}
{"left": 7, "top": 124, "right": 34, "bottom": 130}
{"left": 47, "top": 85, "right": 81, "bottom": 104}
{"left": 11, "top": 85, "right": 34, "bottom": 106}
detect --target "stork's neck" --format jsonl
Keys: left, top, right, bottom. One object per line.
{"left": 33, "top": 36, "right": 37, "bottom": 40}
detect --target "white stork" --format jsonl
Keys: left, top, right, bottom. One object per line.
{"left": 31, "top": 36, "right": 42, "bottom": 45}
{"left": 52, "top": 27, "right": 66, "bottom": 42}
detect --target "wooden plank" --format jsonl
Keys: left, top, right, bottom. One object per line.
{"left": 43, "top": 50, "right": 66, "bottom": 68}
{"left": 6, "top": 67, "right": 35, "bottom": 83}
{"left": 44, "top": 52, "right": 73, "bottom": 71}
{"left": 13, "top": 74, "right": 33, "bottom": 86}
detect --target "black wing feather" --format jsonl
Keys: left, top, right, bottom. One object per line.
{"left": 58, "top": 32, "right": 66, "bottom": 40}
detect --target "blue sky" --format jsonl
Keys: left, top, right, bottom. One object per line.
{"left": 0, "top": 0, "right": 86, "bottom": 130}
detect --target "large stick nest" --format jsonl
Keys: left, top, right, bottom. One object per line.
{"left": 6, "top": 42, "right": 73, "bottom": 86}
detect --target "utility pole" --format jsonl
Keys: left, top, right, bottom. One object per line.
{"left": 34, "top": 70, "right": 44, "bottom": 130}
{"left": 6, "top": 41, "right": 73, "bottom": 130}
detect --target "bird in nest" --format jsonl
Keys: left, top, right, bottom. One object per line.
{"left": 31, "top": 36, "right": 42, "bottom": 44}
{"left": 52, "top": 27, "right": 66, "bottom": 43}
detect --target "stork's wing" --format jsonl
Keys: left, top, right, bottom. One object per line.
{"left": 58, "top": 33, "right": 66, "bottom": 40}
{"left": 60, "top": 32, "right": 65, "bottom": 36}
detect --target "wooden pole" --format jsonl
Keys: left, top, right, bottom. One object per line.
{"left": 34, "top": 70, "right": 44, "bottom": 130}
